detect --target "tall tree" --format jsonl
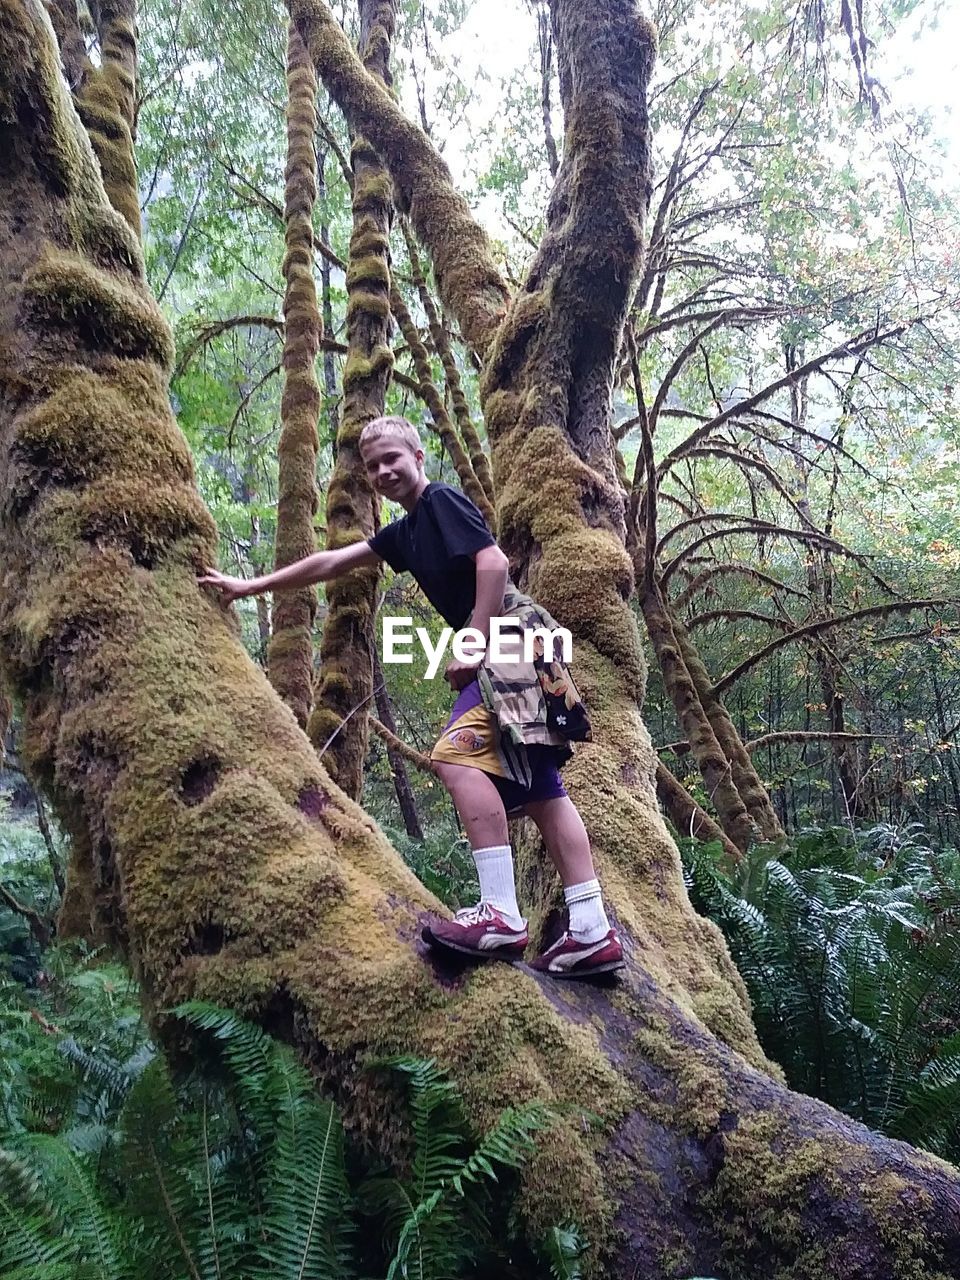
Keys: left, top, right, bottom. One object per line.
{"left": 308, "top": 0, "right": 396, "bottom": 797}
{"left": 3, "top": 1, "right": 960, "bottom": 1275}
{"left": 267, "top": 19, "right": 323, "bottom": 727}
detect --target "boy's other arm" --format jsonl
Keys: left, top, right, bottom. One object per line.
{"left": 198, "top": 541, "right": 381, "bottom": 607}
{"left": 444, "top": 543, "right": 510, "bottom": 689}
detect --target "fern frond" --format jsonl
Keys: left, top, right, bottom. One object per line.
{"left": 16, "top": 1132, "right": 130, "bottom": 1280}
{"left": 0, "top": 1147, "right": 77, "bottom": 1278}
{"left": 254, "top": 1094, "right": 354, "bottom": 1280}
{"left": 541, "top": 1223, "right": 589, "bottom": 1280}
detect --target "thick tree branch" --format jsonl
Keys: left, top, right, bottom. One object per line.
{"left": 288, "top": 0, "right": 510, "bottom": 358}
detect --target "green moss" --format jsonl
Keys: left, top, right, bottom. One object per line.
{"left": 345, "top": 252, "right": 391, "bottom": 291}
{"left": 352, "top": 170, "right": 394, "bottom": 209}
{"left": 342, "top": 344, "right": 393, "bottom": 388}
{"left": 22, "top": 248, "right": 172, "bottom": 365}
{"left": 632, "top": 1011, "right": 726, "bottom": 1137}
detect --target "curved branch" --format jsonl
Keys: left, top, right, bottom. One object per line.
{"left": 671, "top": 562, "right": 809, "bottom": 611}
{"left": 666, "top": 445, "right": 811, "bottom": 529}
{"left": 687, "top": 609, "right": 795, "bottom": 633}
{"left": 745, "top": 730, "right": 892, "bottom": 753}
{"left": 288, "top": 0, "right": 510, "bottom": 358}
{"left": 226, "top": 363, "right": 282, "bottom": 451}
{"left": 174, "top": 314, "right": 283, "bottom": 379}
{"left": 370, "top": 716, "right": 436, "bottom": 772}
{"left": 647, "top": 313, "right": 732, "bottom": 436}
{"left": 713, "top": 600, "right": 959, "bottom": 695}
{"left": 659, "top": 520, "right": 895, "bottom": 597}
{"left": 657, "top": 319, "right": 923, "bottom": 478}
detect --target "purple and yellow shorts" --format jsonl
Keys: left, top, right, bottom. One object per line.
{"left": 430, "top": 680, "right": 567, "bottom": 813}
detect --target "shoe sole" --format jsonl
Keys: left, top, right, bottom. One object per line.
{"left": 535, "top": 959, "right": 626, "bottom": 979}
{"left": 421, "top": 925, "right": 527, "bottom": 960}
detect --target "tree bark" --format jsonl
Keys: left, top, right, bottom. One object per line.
{"left": 4, "top": 2, "right": 960, "bottom": 1275}
{"left": 307, "top": 0, "right": 395, "bottom": 799}
{"left": 267, "top": 21, "right": 323, "bottom": 728}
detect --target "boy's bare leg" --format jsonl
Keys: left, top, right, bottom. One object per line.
{"left": 522, "top": 795, "right": 596, "bottom": 887}
{"left": 434, "top": 761, "right": 509, "bottom": 848}
{"left": 524, "top": 795, "right": 616, "bottom": 951}
{"left": 425, "top": 762, "right": 527, "bottom": 949}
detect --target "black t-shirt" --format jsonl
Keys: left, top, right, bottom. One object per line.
{"left": 367, "top": 483, "right": 496, "bottom": 628}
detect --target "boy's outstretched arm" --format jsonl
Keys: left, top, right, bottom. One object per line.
{"left": 198, "top": 542, "right": 381, "bottom": 607}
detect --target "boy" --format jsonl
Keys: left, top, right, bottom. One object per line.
{"left": 199, "top": 416, "right": 623, "bottom": 978}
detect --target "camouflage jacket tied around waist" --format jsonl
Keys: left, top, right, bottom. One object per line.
{"left": 475, "top": 586, "right": 592, "bottom": 787}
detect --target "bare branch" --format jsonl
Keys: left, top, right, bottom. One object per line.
{"left": 370, "top": 716, "right": 436, "bottom": 772}
{"left": 713, "top": 600, "right": 959, "bottom": 695}
{"left": 671, "top": 562, "right": 809, "bottom": 610}
{"left": 657, "top": 318, "right": 926, "bottom": 477}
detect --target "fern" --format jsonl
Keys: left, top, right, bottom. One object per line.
{"left": 172, "top": 1001, "right": 355, "bottom": 1280}
{"left": 1, "top": 988, "right": 567, "bottom": 1280}
{"left": 0, "top": 1145, "right": 97, "bottom": 1280}
{"left": 681, "top": 825, "right": 960, "bottom": 1158}
{"left": 364, "top": 1055, "right": 557, "bottom": 1280}
{"left": 540, "top": 1224, "right": 589, "bottom": 1279}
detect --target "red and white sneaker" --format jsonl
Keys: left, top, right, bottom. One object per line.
{"left": 422, "top": 903, "right": 528, "bottom": 959}
{"left": 529, "top": 929, "right": 625, "bottom": 979}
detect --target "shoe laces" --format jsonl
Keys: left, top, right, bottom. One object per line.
{"left": 453, "top": 902, "right": 496, "bottom": 925}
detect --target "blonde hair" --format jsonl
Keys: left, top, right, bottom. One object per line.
{"left": 359, "top": 415, "right": 422, "bottom": 454}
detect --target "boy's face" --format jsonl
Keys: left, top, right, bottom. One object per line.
{"left": 360, "top": 435, "right": 424, "bottom": 503}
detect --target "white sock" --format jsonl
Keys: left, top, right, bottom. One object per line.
{"left": 564, "top": 879, "right": 610, "bottom": 943}
{"left": 473, "top": 845, "right": 524, "bottom": 929}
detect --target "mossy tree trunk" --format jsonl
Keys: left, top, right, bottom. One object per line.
{"left": 4, "top": 1, "right": 960, "bottom": 1275}
{"left": 641, "top": 583, "right": 758, "bottom": 852}
{"left": 307, "top": 0, "right": 396, "bottom": 798}
{"left": 401, "top": 221, "right": 496, "bottom": 509}
{"left": 62, "top": 0, "right": 141, "bottom": 237}
{"left": 389, "top": 280, "right": 494, "bottom": 525}
{"left": 372, "top": 649, "right": 423, "bottom": 840}
{"left": 670, "top": 608, "right": 784, "bottom": 843}
{"left": 267, "top": 20, "right": 323, "bottom": 728}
